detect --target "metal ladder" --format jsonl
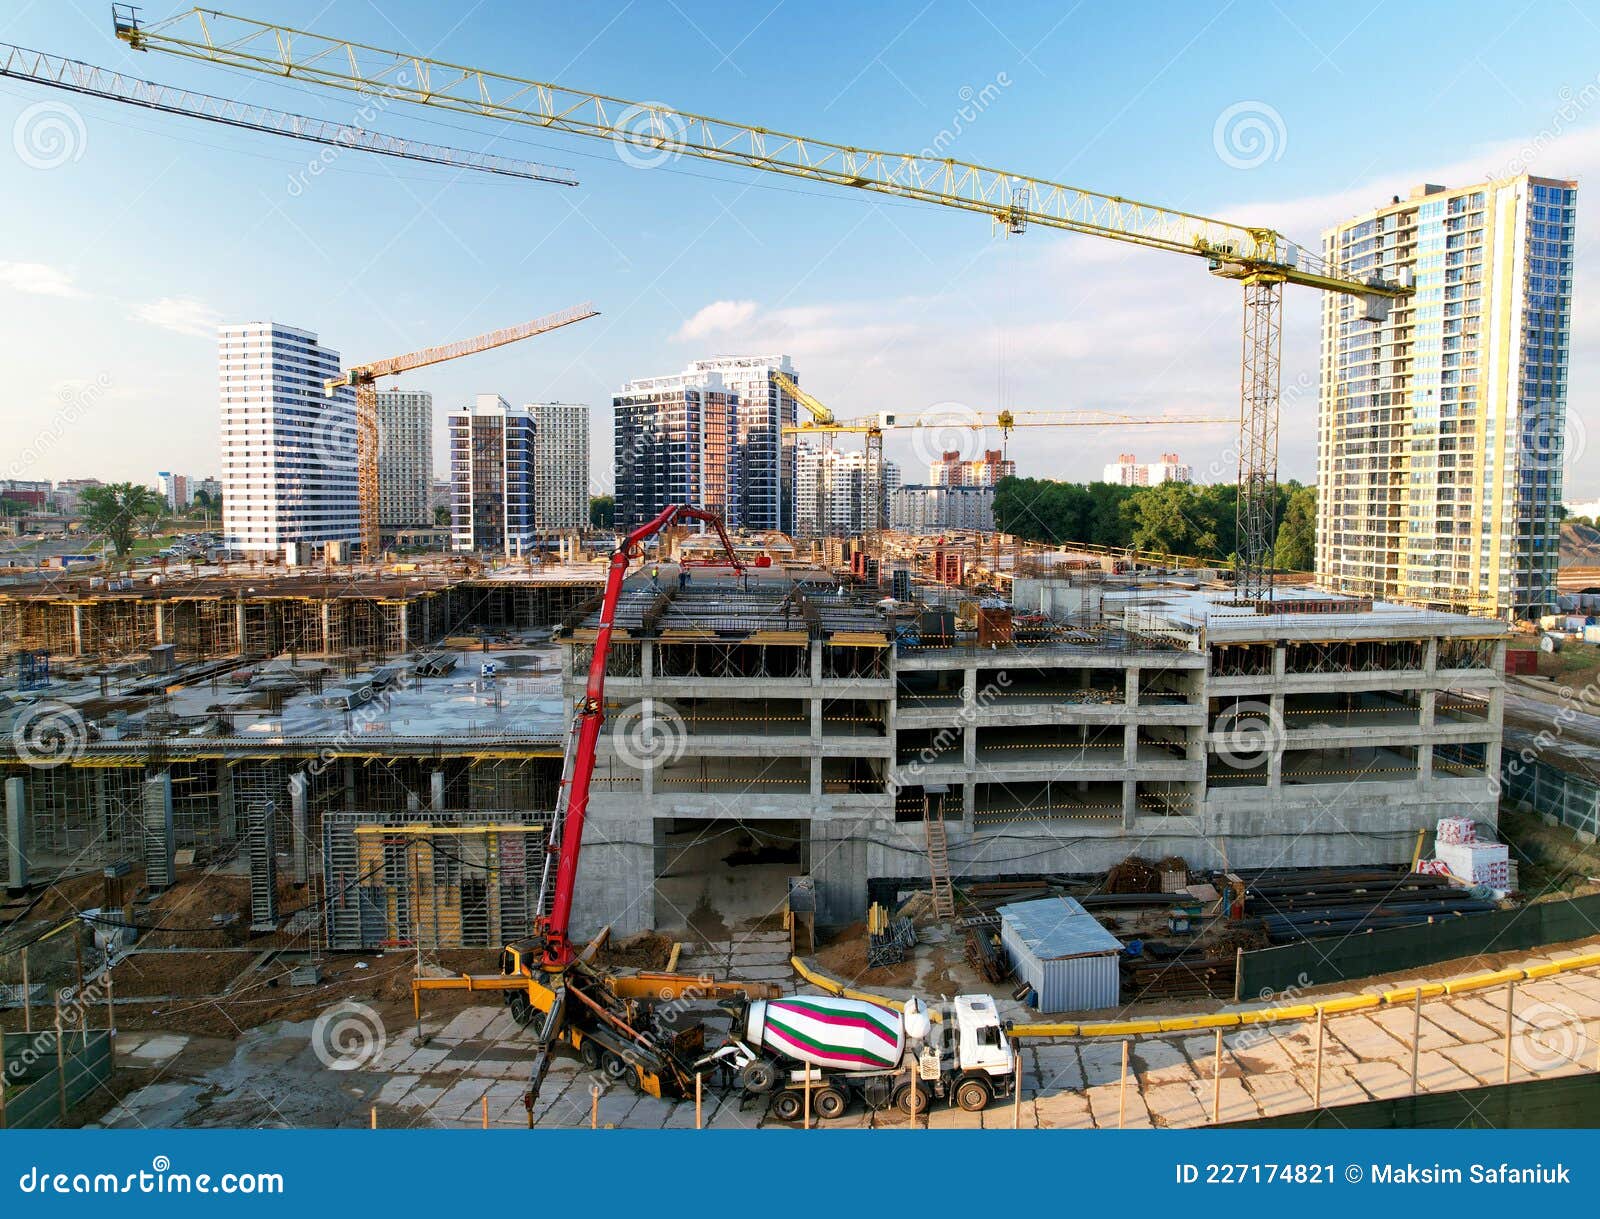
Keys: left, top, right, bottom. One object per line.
{"left": 922, "top": 801, "right": 956, "bottom": 921}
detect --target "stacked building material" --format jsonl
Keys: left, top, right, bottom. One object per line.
{"left": 1239, "top": 867, "right": 1498, "bottom": 943}
{"left": 1436, "top": 840, "right": 1511, "bottom": 887}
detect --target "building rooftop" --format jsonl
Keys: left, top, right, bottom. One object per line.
{"left": 1110, "top": 585, "right": 1507, "bottom": 641}
{"left": 998, "top": 896, "right": 1123, "bottom": 960}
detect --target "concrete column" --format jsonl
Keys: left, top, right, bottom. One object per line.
{"left": 1418, "top": 743, "right": 1433, "bottom": 782}
{"left": 1420, "top": 690, "right": 1436, "bottom": 729}
{"left": 641, "top": 641, "right": 654, "bottom": 682}
{"left": 810, "top": 697, "right": 822, "bottom": 745}
{"left": 430, "top": 770, "right": 446, "bottom": 810}
{"left": 154, "top": 602, "right": 166, "bottom": 645}
{"left": 809, "top": 639, "right": 822, "bottom": 685}
{"left": 1272, "top": 646, "right": 1287, "bottom": 678}
{"left": 397, "top": 602, "right": 409, "bottom": 653}
{"left": 288, "top": 772, "right": 309, "bottom": 885}
{"left": 1122, "top": 778, "right": 1137, "bottom": 828}
{"left": 320, "top": 602, "right": 332, "bottom": 654}
{"left": 641, "top": 698, "right": 654, "bottom": 798}
{"left": 1424, "top": 637, "right": 1440, "bottom": 675}
{"left": 1125, "top": 666, "right": 1140, "bottom": 707}
{"left": 217, "top": 761, "right": 236, "bottom": 842}
{"left": 71, "top": 604, "right": 84, "bottom": 656}
{"left": 342, "top": 759, "right": 356, "bottom": 810}
{"left": 810, "top": 754, "right": 823, "bottom": 798}
{"left": 235, "top": 601, "right": 247, "bottom": 654}
{"left": 1124, "top": 723, "right": 1138, "bottom": 764}
{"left": 5, "top": 776, "right": 29, "bottom": 894}
{"left": 1268, "top": 693, "right": 1285, "bottom": 786}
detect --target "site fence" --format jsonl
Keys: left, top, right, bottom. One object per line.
{"left": 1237, "top": 893, "right": 1600, "bottom": 997}
{"left": 1225, "top": 1069, "right": 1600, "bottom": 1129}
{"left": 1, "top": 1028, "right": 114, "bottom": 1129}
{"left": 1501, "top": 752, "right": 1600, "bottom": 839}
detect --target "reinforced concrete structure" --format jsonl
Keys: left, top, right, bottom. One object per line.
{"left": 1316, "top": 176, "right": 1576, "bottom": 620}
{"left": 559, "top": 575, "right": 1503, "bottom": 935}
{"left": 375, "top": 389, "right": 434, "bottom": 529}
{"left": 219, "top": 322, "right": 358, "bottom": 558}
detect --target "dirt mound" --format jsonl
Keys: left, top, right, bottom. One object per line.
{"left": 596, "top": 930, "right": 673, "bottom": 971}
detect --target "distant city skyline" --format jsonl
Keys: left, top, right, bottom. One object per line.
{"left": 3, "top": 4, "right": 1597, "bottom": 501}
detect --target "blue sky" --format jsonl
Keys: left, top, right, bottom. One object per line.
{"left": 3, "top": 0, "right": 1599, "bottom": 497}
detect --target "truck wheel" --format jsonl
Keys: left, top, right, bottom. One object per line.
{"left": 894, "top": 1081, "right": 930, "bottom": 1118}
{"left": 814, "top": 1086, "right": 848, "bottom": 1120}
{"left": 507, "top": 993, "right": 535, "bottom": 1027}
{"left": 601, "top": 1051, "right": 631, "bottom": 1082}
{"left": 579, "top": 1040, "right": 601, "bottom": 1071}
{"left": 770, "top": 1090, "right": 804, "bottom": 1122}
{"left": 955, "top": 1077, "right": 992, "bottom": 1112}
{"left": 738, "top": 1059, "right": 778, "bottom": 1094}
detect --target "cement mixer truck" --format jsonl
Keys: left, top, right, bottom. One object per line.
{"left": 698, "top": 992, "right": 1015, "bottom": 1120}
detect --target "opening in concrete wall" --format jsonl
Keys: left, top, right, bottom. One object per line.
{"left": 652, "top": 817, "right": 808, "bottom": 936}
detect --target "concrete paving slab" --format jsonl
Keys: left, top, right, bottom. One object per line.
{"left": 983, "top": 1098, "right": 1034, "bottom": 1129}
{"left": 1451, "top": 993, "right": 1516, "bottom": 1033}
{"left": 1367, "top": 1005, "right": 1456, "bottom": 1052}
{"left": 1303, "top": 1065, "right": 1369, "bottom": 1110}
{"left": 375, "top": 1074, "right": 418, "bottom": 1106}
{"left": 440, "top": 1009, "right": 499, "bottom": 1041}
{"left": 1077, "top": 1039, "right": 1131, "bottom": 1089}
{"left": 1420, "top": 999, "right": 1500, "bottom": 1042}
{"left": 1031, "top": 1044, "right": 1084, "bottom": 1092}
{"left": 1437, "top": 1039, "right": 1511, "bottom": 1084}
{"left": 1143, "top": 1079, "right": 1210, "bottom": 1128}
{"left": 399, "top": 1045, "right": 452, "bottom": 1073}
{"left": 1129, "top": 1037, "right": 1190, "bottom": 1074}
{"left": 1242, "top": 1070, "right": 1312, "bottom": 1117}
{"left": 1032, "top": 1087, "right": 1094, "bottom": 1129}
{"left": 1326, "top": 1014, "right": 1408, "bottom": 1061}
{"left": 1086, "top": 1080, "right": 1152, "bottom": 1128}
{"left": 125, "top": 1032, "right": 190, "bottom": 1063}
{"left": 1414, "top": 1050, "right": 1478, "bottom": 1093}
{"left": 1345, "top": 1059, "right": 1411, "bottom": 1100}
{"left": 437, "top": 1076, "right": 493, "bottom": 1118}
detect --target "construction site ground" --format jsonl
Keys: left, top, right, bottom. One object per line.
{"left": 78, "top": 921, "right": 1600, "bottom": 1130}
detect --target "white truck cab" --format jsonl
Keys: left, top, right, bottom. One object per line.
{"left": 948, "top": 993, "right": 1014, "bottom": 1077}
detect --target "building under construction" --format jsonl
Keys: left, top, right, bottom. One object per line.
{"left": 0, "top": 544, "right": 1503, "bottom": 947}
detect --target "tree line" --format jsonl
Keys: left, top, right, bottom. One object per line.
{"left": 992, "top": 476, "right": 1316, "bottom": 572}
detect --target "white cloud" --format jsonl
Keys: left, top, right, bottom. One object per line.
{"left": 672, "top": 298, "right": 759, "bottom": 340}
{"left": 131, "top": 296, "right": 222, "bottom": 339}
{"left": 0, "top": 261, "right": 85, "bottom": 298}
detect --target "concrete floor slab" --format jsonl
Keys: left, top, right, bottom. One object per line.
{"left": 1419, "top": 999, "right": 1500, "bottom": 1042}
{"left": 375, "top": 1075, "right": 418, "bottom": 1106}
{"left": 1437, "top": 1039, "right": 1511, "bottom": 1084}
{"left": 124, "top": 1032, "right": 191, "bottom": 1063}
{"left": 399, "top": 1045, "right": 452, "bottom": 1073}
{"left": 440, "top": 1009, "right": 499, "bottom": 1041}
{"left": 1305, "top": 1065, "right": 1369, "bottom": 1110}
{"left": 1031, "top": 1044, "right": 1084, "bottom": 1092}
{"left": 436, "top": 1076, "right": 493, "bottom": 1119}
{"left": 1129, "top": 1037, "right": 1190, "bottom": 1075}
{"left": 1077, "top": 1039, "right": 1131, "bottom": 1089}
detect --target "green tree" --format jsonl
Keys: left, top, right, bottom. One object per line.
{"left": 1272, "top": 485, "right": 1316, "bottom": 572}
{"left": 80, "top": 482, "right": 164, "bottom": 558}
{"left": 433, "top": 504, "right": 451, "bottom": 528}
{"left": 589, "top": 495, "right": 615, "bottom": 529}
{"left": 1124, "top": 482, "right": 1217, "bottom": 558}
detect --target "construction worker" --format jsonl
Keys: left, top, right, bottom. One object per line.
{"left": 650, "top": 563, "right": 661, "bottom": 591}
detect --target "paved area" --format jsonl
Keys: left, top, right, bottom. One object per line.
{"left": 92, "top": 936, "right": 1600, "bottom": 1129}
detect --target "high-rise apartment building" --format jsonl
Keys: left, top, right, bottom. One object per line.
{"left": 612, "top": 370, "right": 737, "bottom": 529}
{"left": 1316, "top": 177, "right": 1575, "bottom": 619}
{"left": 156, "top": 471, "right": 190, "bottom": 510}
{"left": 219, "top": 322, "right": 358, "bottom": 558}
{"left": 529, "top": 402, "right": 589, "bottom": 531}
{"left": 375, "top": 389, "right": 433, "bottom": 529}
{"left": 795, "top": 443, "right": 900, "bottom": 536}
{"left": 447, "top": 395, "right": 536, "bottom": 556}
{"left": 683, "top": 356, "right": 798, "bottom": 532}
{"left": 890, "top": 484, "right": 996, "bottom": 534}
{"left": 1101, "top": 453, "right": 1192, "bottom": 486}
{"left": 928, "top": 449, "right": 1016, "bottom": 487}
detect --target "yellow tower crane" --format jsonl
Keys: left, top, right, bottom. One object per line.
{"left": 116, "top": 7, "right": 1411, "bottom": 596}
{"left": 776, "top": 368, "right": 1229, "bottom": 550}
{"left": 330, "top": 304, "right": 599, "bottom": 558}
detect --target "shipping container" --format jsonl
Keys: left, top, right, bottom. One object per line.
{"left": 998, "top": 896, "right": 1122, "bottom": 1013}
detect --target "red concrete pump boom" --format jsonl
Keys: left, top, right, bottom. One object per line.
{"left": 537, "top": 504, "right": 742, "bottom": 968}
